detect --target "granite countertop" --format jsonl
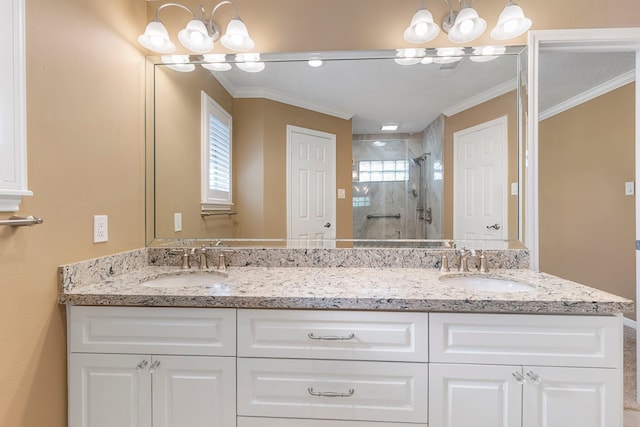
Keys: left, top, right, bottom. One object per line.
{"left": 58, "top": 265, "right": 634, "bottom": 314}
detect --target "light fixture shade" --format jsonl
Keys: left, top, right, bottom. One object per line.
{"left": 221, "top": 18, "right": 255, "bottom": 51}
{"left": 490, "top": 3, "right": 532, "bottom": 40}
{"left": 202, "top": 54, "right": 231, "bottom": 71}
{"left": 403, "top": 8, "right": 440, "bottom": 44}
{"left": 178, "top": 19, "right": 214, "bottom": 53}
{"left": 470, "top": 45, "right": 506, "bottom": 62}
{"left": 235, "top": 53, "right": 264, "bottom": 73}
{"left": 138, "top": 21, "right": 175, "bottom": 53}
{"left": 161, "top": 55, "right": 195, "bottom": 72}
{"left": 394, "top": 48, "right": 426, "bottom": 65}
{"left": 447, "top": 7, "right": 487, "bottom": 43}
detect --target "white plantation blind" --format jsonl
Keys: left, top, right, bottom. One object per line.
{"left": 201, "top": 91, "right": 232, "bottom": 209}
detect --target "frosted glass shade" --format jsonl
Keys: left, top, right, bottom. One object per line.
{"left": 178, "top": 20, "right": 214, "bottom": 53}
{"left": 221, "top": 18, "right": 255, "bottom": 51}
{"left": 138, "top": 21, "right": 175, "bottom": 54}
{"left": 403, "top": 8, "right": 440, "bottom": 44}
{"left": 490, "top": 4, "right": 532, "bottom": 40}
{"left": 447, "top": 8, "right": 486, "bottom": 43}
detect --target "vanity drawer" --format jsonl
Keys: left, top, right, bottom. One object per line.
{"left": 237, "top": 358, "right": 428, "bottom": 424}
{"left": 238, "top": 417, "right": 426, "bottom": 427}
{"left": 68, "top": 306, "right": 236, "bottom": 356}
{"left": 429, "top": 313, "right": 621, "bottom": 367}
{"left": 237, "top": 309, "right": 428, "bottom": 362}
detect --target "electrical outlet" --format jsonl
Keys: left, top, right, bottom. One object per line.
{"left": 174, "top": 213, "right": 182, "bottom": 232}
{"left": 93, "top": 215, "right": 108, "bottom": 243}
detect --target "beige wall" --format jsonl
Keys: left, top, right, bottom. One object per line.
{"left": 2, "top": 0, "right": 639, "bottom": 425}
{"left": 235, "top": 98, "right": 353, "bottom": 239}
{"left": 154, "top": 65, "right": 236, "bottom": 239}
{"left": 539, "top": 83, "right": 636, "bottom": 315}
{"left": 0, "top": 0, "right": 147, "bottom": 425}
{"left": 444, "top": 91, "right": 519, "bottom": 241}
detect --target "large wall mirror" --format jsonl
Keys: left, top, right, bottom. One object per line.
{"left": 145, "top": 46, "right": 528, "bottom": 248}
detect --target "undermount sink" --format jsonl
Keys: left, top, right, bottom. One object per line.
{"left": 439, "top": 275, "right": 534, "bottom": 293}
{"left": 141, "top": 271, "right": 228, "bottom": 288}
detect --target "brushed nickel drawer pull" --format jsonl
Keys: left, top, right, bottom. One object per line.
{"left": 308, "top": 387, "right": 355, "bottom": 398}
{"left": 308, "top": 332, "right": 355, "bottom": 341}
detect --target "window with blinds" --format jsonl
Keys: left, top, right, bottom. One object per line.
{"left": 201, "top": 91, "right": 232, "bottom": 210}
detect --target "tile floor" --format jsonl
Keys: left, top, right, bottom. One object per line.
{"left": 624, "top": 326, "right": 640, "bottom": 427}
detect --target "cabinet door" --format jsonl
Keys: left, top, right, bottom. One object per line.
{"left": 429, "top": 364, "right": 522, "bottom": 427}
{"left": 152, "top": 355, "right": 236, "bottom": 427}
{"left": 69, "top": 353, "right": 152, "bottom": 427}
{"left": 523, "top": 366, "right": 621, "bottom": 427}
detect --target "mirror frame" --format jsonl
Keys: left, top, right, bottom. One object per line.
{"left": 145, "top": 46, "right": 529, "bottom": 249}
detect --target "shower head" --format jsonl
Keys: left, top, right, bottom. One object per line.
{"left": 410, "top": 153, "right": 431, "bottom": 165}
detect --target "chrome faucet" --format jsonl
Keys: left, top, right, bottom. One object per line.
{"left": 457, "top": 248, "right": 474, "bottom": 272}
{"left": 196, "top": 245, "right": 209, "bottom": 269}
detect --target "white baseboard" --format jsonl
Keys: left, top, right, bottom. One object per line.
{"left": 623, "top": 317, "right": 637, "bottom": 329}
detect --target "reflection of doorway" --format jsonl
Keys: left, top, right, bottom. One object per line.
{"left": 286, "top": 125, "right": 336, "bottom": 248}
{"left": 453, "top": 116, "right": 508, "bottom": 242}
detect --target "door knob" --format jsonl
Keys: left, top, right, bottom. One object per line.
{"left": 324, "top": 222, "right": 331, "bottom": 228}
{"left": 486, "top": 223, "right": 501, "bottom": 230}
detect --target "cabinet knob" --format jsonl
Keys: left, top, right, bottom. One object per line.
{"left": 525, "top": 371, "right": 541, "bottom": 384}
{"left": 136, "top": 360, "right": 149, "bottom": 372}
{"left": 149, "top": 360, "right": 161, "bottom": 373}
{"left": 512, "top": 371, "right": 525, "bottom": 384}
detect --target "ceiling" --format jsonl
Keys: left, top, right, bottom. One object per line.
{"left": 211, "top": 51, "right": 521, "bottom": 134}
{"left": 538, "top": 51, "right": 636, "bottom": 113}
{"left": 193, "top": 49, "right": 636, "bottom": 134}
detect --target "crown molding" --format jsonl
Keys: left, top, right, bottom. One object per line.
{"left": 539, "top": 70, "right": 635, "bottom": 121}
{"left": 442, "top": 79, "right": 518, "bottom": 117}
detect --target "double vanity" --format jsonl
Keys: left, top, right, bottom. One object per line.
{"left": 59, "top": 247, "right": 633, "bottom": 427}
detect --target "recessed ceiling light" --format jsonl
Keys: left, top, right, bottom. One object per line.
{"left": 308, "top": 59, "right": 323, "bottom": 67}
{"left": 381, "top": 124, "right": 399, "bottom": 131}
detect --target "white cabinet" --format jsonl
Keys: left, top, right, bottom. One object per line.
{"left": 237, "top": 309, "right": 428, "bottom": 362}
{"left": 68, "top": 307, "right": 236, "bottom": 427}
{"left": 237, "top": 358, "right": 428, "bottom": 424}
{"left": 429, "top": 363, "right": 522, "bottom": 427}
{"left": 237, "top": 309, "right": 429, "bottom": 426}
{"left": 69, "top": 353, "right": 151, "bottom": 427}
{"left": 0, "top": 0, "right": 30, "bottom": 212}
{"left": 67, "top": 307, "right": 624, "bottom": 427}
{"left": 429, "top": 313, "right": 623, "bottom": 427}
{"left": 523, "top": 366, "right": 621, "bottom": 427}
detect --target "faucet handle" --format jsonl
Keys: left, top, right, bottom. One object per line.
{"left": 217, "top": 249, "right": 233, "bottom": 271}
{"left": 170, "top": 248, "right": 191, "bottom": 269}
{"left": 439, "top": 253, "right": 450, "bottom": 273}
{"left": 478, "top": 252, "right": 489, "bottom": 273}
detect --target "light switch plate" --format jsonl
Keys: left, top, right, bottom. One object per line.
{"left": 174, "top": 213, "right": 182, "bottom": 232}
{"left": 511, "top": 182, "right": 518, "bottom": 196}
{"left": 337, "top": 188, "right": 346, "bottom": 199}
{"left": 625, "top": 182, "right": 635, "bottom": 196}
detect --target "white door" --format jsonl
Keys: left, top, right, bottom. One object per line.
{"left": 69, "top": 353, "right": 152, "bottom": 427}
{"left": 152, "top": 355, "right": 236, "bottom": 427}
{"left": 287, "top": 125, "right": 336, "bottom": 248}
{"left": 453, "top": 116, "right": 508, "bottom": 243}
{"left": 429, "top": 363, "right": 522, "bottom": 427}
{"left": 523, "top": 366, "right": 621, "bottom": 427}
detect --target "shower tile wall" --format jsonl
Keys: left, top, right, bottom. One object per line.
{"left": 352, "top": 118, "right": 443, "bottom": 241}
{"left": 422, "top": 115, "right": 444, "bottom": 240}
